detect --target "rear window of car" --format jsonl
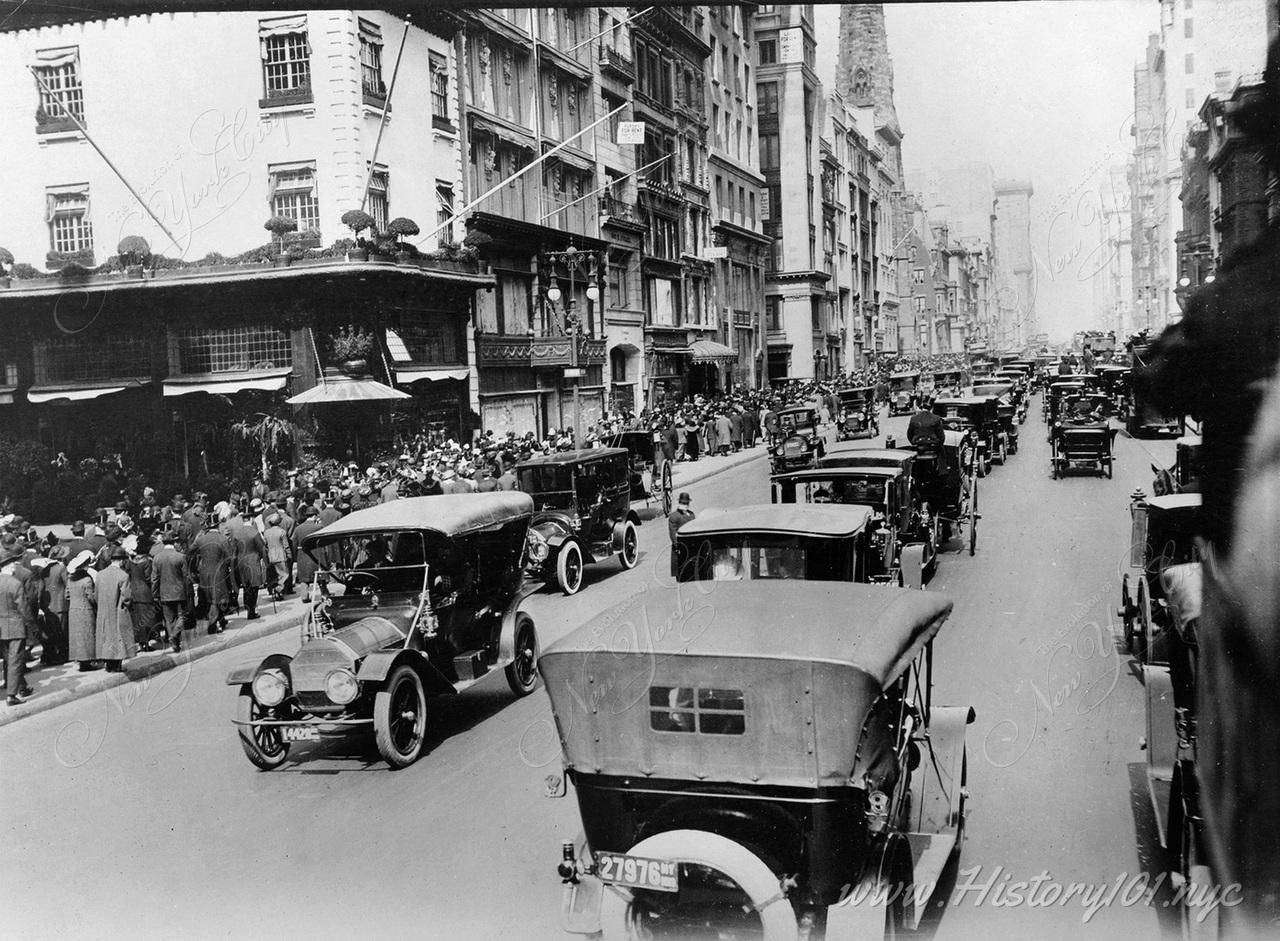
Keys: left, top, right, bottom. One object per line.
{"left": 649, "top": 686, "right": 745, "bottom": 735}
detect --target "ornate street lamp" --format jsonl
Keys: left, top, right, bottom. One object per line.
{"left": 541, "top": 245, "right": 603, "bottom": 444}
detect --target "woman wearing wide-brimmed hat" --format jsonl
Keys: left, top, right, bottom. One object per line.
{"left": 66, "top": 550, "right": 98, "bottom": 671}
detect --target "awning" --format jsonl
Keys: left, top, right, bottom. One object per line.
{"left": 287, "top": 377, "right": 410, "bottom": 405}
{"left": 27, "top": 380, "right": 148, "bottom": 404}
{"left": 395, "top": 367, "right": 471, "bottom": 384}
{"left": 689, "top": 339, "right": 738, "bottom": 363}
{"left": 0, "top": 386, "right": 15, "bottom": 405}
{"left": 163, "top": 368, "right": 292, "bottom": 398}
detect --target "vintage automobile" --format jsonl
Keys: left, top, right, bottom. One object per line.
{"left": 674, "top": 503, "right": 881, "bottom": 584}
{"left": 971, "top": 380, "right": 1025, "bottom": 431}
{"left": 932, "top": 394, "right": 1002, "bottom": 471}
{"left": 544, "top": 581, "right": 973, "bottom": 940}
{"left": 931, "top": 366, "right": 967, "bottom": 399}
{"left": 772, "top": 465, "right": 931, "bottom": 583}
{"left": 836, "top": 386, "right": 880, "bottom": 441}
{"left": 887, "top": 370, "right": 921, "bottom": 416}
{"left": 1050, "top": 394, "right": 1117, "bottom": 478}
{"left": 605, "top": 430, "right": 674, "bottom": 516}
{"left": 1043, "top": 379, "right": 1087, "bottom": 424}
{"left": 1118, "top": 491, "right": 1202, "bottom": 661}
{"left": 1127, "top": 338, "right": 1184, "bottom": 437}
{"left": 770, "top": 405, "right": 825, "bottom": 473}
{"left": 1094, "top": 364, "right": 1131, "bottom": 415}
{"left": 227, "top": 493, "right": 541, "bottom": 770}
{"left": 518, "top": 448, "right": 642, "bottom": 596}
{"left": 818, "top": 443, "right": 917, "bottom": 473}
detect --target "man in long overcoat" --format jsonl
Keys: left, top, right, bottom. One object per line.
{"left": 151, "top": 531, "right": 191, "bottom": 652}
{"left": 227, "top": 510, "right": 267, "bottom": 620}
{"left": 94, "top": 546, "right": 135, "bottom": 672}
{"left": 191, "top": 525, "right": 236, "bottom": 634}
{"left": 1, "top": 545, "right": 34, "bottom": 705}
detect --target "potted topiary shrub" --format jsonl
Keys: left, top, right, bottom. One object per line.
{"left": 264, "top": 215, "right": 298, "bottom": 267}
{"left": 387, "top": 217, "right": 420, "bottom": 265}
{"left": 0, "top": 247, "right": 12, "bottom": 288}
{"left": 330, "top": 324, "right": 376, "bottom": 374}
{"left": 340, "top": 210, "right": 376, "bottom": 262}
{"left": 117, "top": 235, "right": 151, "bottom": 278}
{"left": 368, "top": 231, "right": 395, "bottom": 264}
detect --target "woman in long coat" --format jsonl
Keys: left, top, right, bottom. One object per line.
{"left": 127, "top": 538, "right": 160, "bottom": 649}
{"left": 66, "top": 551, "right": 98, "bottom": 671}
{"left": 95, "top": 548, "right": 136, "bottom": 672}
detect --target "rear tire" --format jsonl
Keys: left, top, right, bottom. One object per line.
{"left": 236, "top": 688, "right": 290, "bottom": 771}
{"left": 556, "top": 541, "right": 584, "bottom": 596}
{"left": 373, "top": 665, "right": 427, "bottom": 769}
{"left": 660, "top": 463, "right": 673, "bottom": 516}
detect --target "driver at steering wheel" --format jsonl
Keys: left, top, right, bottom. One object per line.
{"left": 907, "top": 405, "right": 945, "bottom": 452}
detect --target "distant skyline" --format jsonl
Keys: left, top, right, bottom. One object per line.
{"left": 816, "top": 1, "right": 1159, "bottom": 342}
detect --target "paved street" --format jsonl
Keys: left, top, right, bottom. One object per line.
{"left": 0, "top": 402, "right": 1183, "bottom": 941}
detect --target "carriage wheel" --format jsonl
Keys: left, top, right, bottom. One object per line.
{"left": 660, "top": 462, "right": 673, "bottom": 516}
{"left": 1119, "top": 578, "right": 1137, "bottom": 654}
{"left": 1135, "top": 579, "right": 1152, "bottom": 663}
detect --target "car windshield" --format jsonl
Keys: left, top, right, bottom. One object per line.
{"left": 682, "top": 534, "right": 852, "bottom": 581}
{"left": 780, "top": 410, "right": 815, "bottom": 430}
{"left": 306, "top": 531, "right": 428, "bottom": 594}
{"left": 518, "top": 464, "right": 576, "bottom": 510}
{"left": 792, "top": 476, "right": 887, "bottom": 509}
{"left": 936, "top": 404, "right": 972, "bottom": 423}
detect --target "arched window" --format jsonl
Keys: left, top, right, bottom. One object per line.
{"left": 852, "top": 68, "right": 871, "bottom": 103}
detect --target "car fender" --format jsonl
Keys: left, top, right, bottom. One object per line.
{"left": 610, "top": 513, "right": 642, "bottom": 554}
{"left": 900, "top": 543, "right": 926, "bottom": 589}
{"left": 355, "top": 649, "right": 456, "bottom": 698}
{"left": 226, "top": 651, "right": 292, "bottom": 687}
{"left": 498, "top": 585, "right": 541, "bottom": 665}
{"left": 533, "top": 518, "right": 575, "bottom": 550}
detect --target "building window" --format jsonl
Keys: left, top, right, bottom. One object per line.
{"left": 396, "top": 312, "right": 463, "bottom": 364}
{"left": 259, "top": 16, "right": 311, "bottom": 101}
{"left": 268, "top": 161, "right": 320, "bottom": 239}
{"left": 1185, "top": 53, "right": 1194, "bottom": 74}
{"left": 366, "top": 166, "right": 389, "bottom": 233}
{"left": 758, "top": 40, "right": 777, "bottom": 65}
{"left": 760, "top": 133, "right": 780, "bottom": 170}
{"left": 358, "top": 19, "right": 385, "bottom": 99}
{"left": 175, "top": 326, "right": 293, "bottom": 374}
{"left": 913, "top": 296, "right": 925, "bottom": 313}
{"left": 429, "top": 53, "right": 449, "bottom": 120}
{"left": 766, "top": 296, "right": 781, "bottom": 331}
{"left": 436, "top": 181, "right": 455, "bottom": 245}
{"left": 768, "top": 184, "right": 781, "bottom": 221}
{"left": 33, "top": 47, "right": 84, "bottom": 129}
{"left": 749, "top": 192, "right": 756, "bottom": 223}
{"left": 758, "top": 82, "right": 778, "bottom": 116}
{"left": 608, "top": 252, "right": 629, "bottom": 307}
{"left": 1184, "top": 17, "right": 1193, "bottom": 38}
{"left": 912, "top": 267, "right": 925, "bottom": 284}
{"left": 35, "top": 331, "right": 149, "bottom": 384}
{"left": 1186, "top": 88, "right": 1196, "bottom": 108}
{"left": 46, "top": 185, "right": 93, "bottom": 257}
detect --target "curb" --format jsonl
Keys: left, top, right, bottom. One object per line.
{"left": 0, "top": 605, "right": 304, "bottom": 729}
{"left": 671, "top": 443, "right": 770, "bottom": 491}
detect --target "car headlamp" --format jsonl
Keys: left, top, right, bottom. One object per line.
{"left": 252, "top": 669, "right": 288, "bottom": 707}
{"left": 526, "top": 530, "right": 550, "bottom": 562}
{"left": 324, "top": 669, "right": 359, "bottom": 705}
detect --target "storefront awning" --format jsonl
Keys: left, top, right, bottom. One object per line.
{"left": 0, "top": 386, "right": 14, "bottom": 405}
{"left": 689, "top": 339, "right": 738, "bottom": 363}
{"left": 395, "top": 367, "right": 471, "bottom": 384}
{"left": 287, "top": 377, "right": 411, "bottom": 405}
{"left": 162, "top": 368, "right": 292, "bottom": 397}
{"left": 26, "top": 380, "right": 148, "bottom": 404}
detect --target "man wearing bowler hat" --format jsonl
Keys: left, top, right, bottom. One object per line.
{"left": 667, "top": 492, "right": 696, "bottom": 578}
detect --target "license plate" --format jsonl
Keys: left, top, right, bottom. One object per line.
{"left": 595, "top": 852, "right": 679, "bottom": 893}
{"left": 280, "top": 725, "right": 320, "bottom": 742}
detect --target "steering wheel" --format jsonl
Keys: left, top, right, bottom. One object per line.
{"left": 341, "top": 570, "right": 380, "bottom": 591}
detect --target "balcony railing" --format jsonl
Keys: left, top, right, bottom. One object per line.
{"left": 599, "top": 46, "right": 634, "bottom": 82}
{"left": 475, "top": 333, "right": 605, "bottom": 368}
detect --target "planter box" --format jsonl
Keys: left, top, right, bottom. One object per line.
{"left": 274, "top": 255, "right": 293, "bottom": 268}
{"left": 369, "top": 253, "right": 393, "bottom": 264}
{"left": 347, "top": 248, "right": 370, "bottom": 262}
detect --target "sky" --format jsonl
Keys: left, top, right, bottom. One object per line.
{"left": 816, "top": 1, "right": 1161, "bottom": 343}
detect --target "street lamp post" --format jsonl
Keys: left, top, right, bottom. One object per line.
{"left": 543, "top": 246, "right": 602, "bottom": 446}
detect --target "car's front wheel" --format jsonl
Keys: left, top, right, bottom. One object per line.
{"left": 556, "top": 541, "right": 584, "bottom": 595}
{"left": 236, "top": 688, "right": 290, "bottom": 771}
{"left": 373, "top": 665, "right": 428, "bottom": 769}
{"left": 504, "top": 613, "right": 539, "bottom": 697}
{"left": 618, "top": 520, "right": 639, "bottom": 570}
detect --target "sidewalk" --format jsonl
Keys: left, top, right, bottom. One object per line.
{"left": 2, "top": 447, "right": 768, "bottom": 729}
{"left": 0, "top": 598, "right": 306, "bottom": 729}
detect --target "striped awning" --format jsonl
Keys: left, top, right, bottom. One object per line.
{"left": 27, "top": 380, "right": 148, "bottom": 404}
{"left": 163, "top": 368, "right": 292, "bottom": 397}
{"left": 689, "top": 339, "right": 738, "bottom": 363}
{"left": 287, "top": 377, "right": 410, "bottom": 405}
{"left": 395, "top": 367, "right": 470, "bottom": 384}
